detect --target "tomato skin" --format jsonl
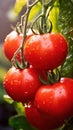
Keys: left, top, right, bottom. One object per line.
{"left": 3, "top": 66, "right": 41, "bottom": 103}
{"left": 25, "top": 102, "right": 63, "bottom": 130}
{"left": 24, "top": 33, "right": 68, "bottom": 70}
{"left": 35, "top": 78, "right": 73, "bottom": 121}
{"left": 3, "top": 31, "right": 23, "bottom": 61}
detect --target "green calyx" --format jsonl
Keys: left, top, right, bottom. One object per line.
{"left": 40, "top": 68, "right": 61, "bottom": 85}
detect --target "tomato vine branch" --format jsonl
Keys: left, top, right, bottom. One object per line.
{"left": 31, "top": 0, "right": 56, "bottom": 34}
{"left": 11, "top": 0, "right": 39, "bottom": 69}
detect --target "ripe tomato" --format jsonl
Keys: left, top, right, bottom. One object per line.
{"left": 3, "top": 31, "right": 23, "bottom": 61}
{"left": 3, "top": 66, "right": 41, "bottom": 103}
{"left": 24, "top": 33, "right": 68, "bottom": 70}
{"left": 25, "top": 102, "right": 63, "bottom": 130}
{"left": 3, "top": 31, "right": 33, "bottom": 61}
{"left": 35, "top": 78, "right": 73, "bottom": 122}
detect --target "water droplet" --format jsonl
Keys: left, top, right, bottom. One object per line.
{"left": 24, "top": 91, "right": 28, "bottom": 95}
{"left": 43, "top": 101, "right": 45, "bottom": 105}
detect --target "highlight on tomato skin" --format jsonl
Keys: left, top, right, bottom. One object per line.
{"left": 3, "top": 66, "right": 41, "bottom": 103}
{"left": 24, "top": 33, "right": 68, "bottom": 70}
{"left": 34, "top": 78, "right": 73, "bottom": 123}
{"left": 25, "top": 102, "right": 64, "bottom": 130}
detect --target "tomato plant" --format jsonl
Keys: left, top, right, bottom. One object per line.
{"left": 4, "top": 66, "right": 41, "bottom": 103}
{"left": 24, "top": 33, "right": 68, "bottom": 70}
{"left": 2, "top": 0, "right": 73, "bottom": 130}
{"left": 35, "top": 78, "right": 73, "bottom": 122}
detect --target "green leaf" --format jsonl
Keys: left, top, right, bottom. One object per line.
{"left": 13, "top": 102, "right": 24, "bottom": 115}
{"left": 14, "top": 0, "right": 26, "bottom": 16}
{"left": 3, "top": 95, "right": 14, "bottom": 104}
{"left": 49, "top": 0, "right": 60, "bottom": 32}
{"left": 28, "top": 2, "right": 42, "bottom": 22}
{"left": 57, "top": 0, "right": 73, "bottom": 78}
{"left": 9, "top": 115, "right": 34, "bottom": 130}
{"left": 58, "top": 0, "right": 73, "bottom": 35}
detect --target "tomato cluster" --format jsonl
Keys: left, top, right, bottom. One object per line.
{"left": 3, "top": 31, "right": 73, "bottom": 130}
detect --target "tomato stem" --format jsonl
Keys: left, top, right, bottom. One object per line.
{"left": 31, "top": 0, "right": 56, "bottom": 34}
{"left": 20, "top": 0, "right": 39, "bottom": 68}
{"left": 11, "top": 0, "right": 39, "bottom": 69}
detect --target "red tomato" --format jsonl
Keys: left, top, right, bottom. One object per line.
{"left": 24, "top": 33, "right": 68, "bottom": 70}
{"left": 3, "top": 66, "right": 41, "bottom": 103}
{"left": 35, "top": 78, "right": 73, "bottom": 122}
{"left": 25, "top": 102, "right": 63, "bottom": 130}
{"left": 3, "top": 31, "right": 23, "bottom": 61}
{"left": 3, "top": 31, "right": 33, "bottom": 61}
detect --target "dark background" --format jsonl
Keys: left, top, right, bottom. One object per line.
{"left": 0, "top": 0, "right": 16, "bottom": 44}
{"left": 0, "top": 0, "right": 25, "bottom": 44}
{"left": 0, "top": 1, "right": 21, "bottom": 129}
